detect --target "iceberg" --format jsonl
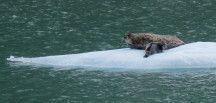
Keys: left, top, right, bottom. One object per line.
{"left": 7, "top": 42, "right": 216, "bottom": 70}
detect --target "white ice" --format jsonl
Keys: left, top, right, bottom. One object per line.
{"left": 6, "top": 42, "right": 216, "bottom": 70}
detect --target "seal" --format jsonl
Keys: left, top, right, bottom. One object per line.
{"left": 124, "top": 33, "right": 185, "bottom": 50}
{"left": 144, "top": 42, "right": 164, "bottom": 58}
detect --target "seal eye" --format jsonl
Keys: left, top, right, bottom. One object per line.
{"left": 125, "top": 33, "right": 132, "bottom": 38}
{"left": 124, "top": 35, "right": 128, "bottom": 39}
{"left": 124, "top": 33, "right": 132, "bottom": 39}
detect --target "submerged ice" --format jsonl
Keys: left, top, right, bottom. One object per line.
{"left": 6, "top": 42, "right": 216, "bottom": 70}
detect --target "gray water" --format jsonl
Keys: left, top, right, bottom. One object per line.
{"left": 1, "top": 0, "right": 216, "bottom": 103}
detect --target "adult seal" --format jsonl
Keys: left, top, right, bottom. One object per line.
{"left": 124, "top": 33, "right": 185, "bottom": 50}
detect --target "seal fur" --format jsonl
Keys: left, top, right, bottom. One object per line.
{"left": 124, "top": 33, "right": 185, "bottom": 50}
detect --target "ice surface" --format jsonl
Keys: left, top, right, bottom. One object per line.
{"left": 7, "top": 42, "right": 216, "bottom": 70}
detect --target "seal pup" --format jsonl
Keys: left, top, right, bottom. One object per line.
{"left": 144, "top": 42, "right": 164, "bottom": 58}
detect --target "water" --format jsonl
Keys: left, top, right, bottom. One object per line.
{"left": 1, "top": 0, "right": 216, "bottom": 102}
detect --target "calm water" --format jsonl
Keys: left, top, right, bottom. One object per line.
{"left": 1, "top": 0, "right": 216, "bottom": 103}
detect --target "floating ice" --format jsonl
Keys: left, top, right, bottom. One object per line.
{"left": 6, "top": 42, "right": 216, "bottom": 70}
